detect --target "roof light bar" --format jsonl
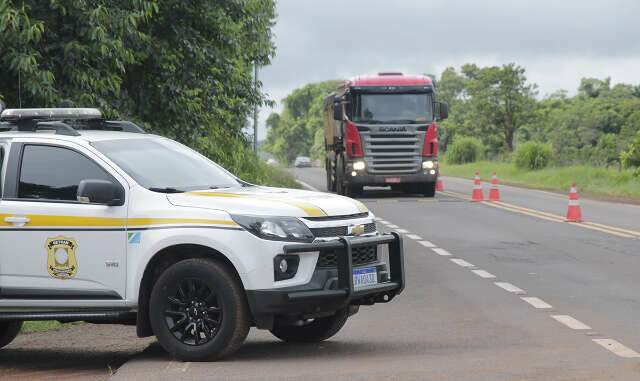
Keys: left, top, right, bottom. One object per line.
{"left": 0, "top": 108, "right": 102, "bottom": 121}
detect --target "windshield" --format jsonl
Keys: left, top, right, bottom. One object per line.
{"left": 92, "top": 138, "right": 241, "bottom": 192}
{"left": 351, "top": 92, "right": 433, "bottom": 124}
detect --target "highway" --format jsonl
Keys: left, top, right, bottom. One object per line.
{"left": 112, "top": 168, "right": 640, "bottom": 380}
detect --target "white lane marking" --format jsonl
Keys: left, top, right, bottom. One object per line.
{"left": 450, "top": 258, "right": 475, "bottom": 268}
{"left": 432, "top": 248, "right": 452, "bottom": 256}
{"left": 406, "top": 234, "right": 422, "bottom": 240}
{"left": 494, "top": 282, "right": 525, "bottom": 294}
{"left": 551, "top": 315, "right": 591, "bottom": 330}
{"left": 521, "top": 297, "right": 552, "bottom": 309}
{"left": 375, "top": 218, "right": 385, "bottom": 222}
{"left": 472, "top": 269, "right": 496, "bottom": 279}
{"left": 386, "top": 224, "right": 400, "bottom": 229}
{"left": 418, "top": 240, "right": 436, "bottom": 248}
{"left": 593, "top": 339, "right": 640, "bottom": 358}
{"left": 295, "top": 179, "right": 319, "bottom": 191}
{"left": 396, "top": 228, "right": 409, "bottom": 233}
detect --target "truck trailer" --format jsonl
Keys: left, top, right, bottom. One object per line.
{"left": 324, "top": 73, "right": 448, "bottom": 197}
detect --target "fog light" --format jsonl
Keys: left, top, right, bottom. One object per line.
{"left": 274, "top": 255, "right": 299, "bottom": 281}
{"left": 429, "top": 169, "right": 436, "bottom": 175}
{"left": 422, "top": 160, "right": 435, "bottom": 169}
{"left": 351, "top": 171, "right": 357, "bottom": 177}
{"left": 353, "top": 161, "right": 366, "bottom": 171}
{"left": 279, "top": 258, "right": 288, "bottom": 273}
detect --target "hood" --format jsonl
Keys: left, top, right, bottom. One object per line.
{"left": 167, "top": 186, "right": 369, "bottom": 218}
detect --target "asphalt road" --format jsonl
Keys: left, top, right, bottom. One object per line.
{"left": 111, "top": 168, "right": 640, "bottom": 380}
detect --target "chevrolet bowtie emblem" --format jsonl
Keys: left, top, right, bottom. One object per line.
{"left": 348, "top": 224, "right": 365, "bottom": 236}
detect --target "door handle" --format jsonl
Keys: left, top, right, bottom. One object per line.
{"left": 4, "top": 216, "right": 30, "bottom": 227}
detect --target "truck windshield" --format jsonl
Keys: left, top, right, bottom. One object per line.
{"left": 352, "top": 93, "right": 433, "bottom": 124}
{"left": 92, "top": 138, "right": 242, "bottom": 192}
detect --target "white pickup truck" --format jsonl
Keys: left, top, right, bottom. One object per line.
{"left": 0, "top": 108, "right": 404, "bottom": 361}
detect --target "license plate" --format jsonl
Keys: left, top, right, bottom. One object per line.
{"left": 385, "top": 177, "right": 401, "bottom": 184}
{"left": 353, "top": 267, "right": 378, "bottom": 288}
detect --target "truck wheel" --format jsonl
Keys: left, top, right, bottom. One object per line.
{"left": 149, "top": 258, "right": 250, "bottom": 361}
{"left": 335, "top": 155, "right": 346, "bottom": 195}
{"left": 420, "top": 182, "right": 436, "bottom": 198}
{"left": 270, "top": 308, "right": 349, "bottom": 343}
{"left": 325, "top": 159, "right": 336, "bottom": 192}
{"left": 0, "top": 321, "right": 22, "bottom": 349}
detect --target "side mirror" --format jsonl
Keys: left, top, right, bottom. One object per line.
{"left": 333, "top": 102, "right": 343, "bottom": 121}
{"left": 77, "top": 179, "right": 124, "bottom": 206}
{"left": 436, "top": 102, "right": 449, "bottom": 120}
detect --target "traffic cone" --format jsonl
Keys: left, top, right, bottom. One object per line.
{"left": 471, "top": 172, "right": 484, "bottom": 201}
{"left": 436, "top": 175, "right": 444, "bottom": 192}
{"left": 489, "top": 172, "right": 500, "bottom": 201}
{"left": 565, "top": 183, "right": 583, "bottom": 222}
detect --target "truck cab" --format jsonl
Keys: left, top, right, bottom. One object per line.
{"left": 324, "top": 73, "right": 448, "bottom": 197}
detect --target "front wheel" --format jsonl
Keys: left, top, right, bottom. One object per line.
{"left": 0, "top": 321, "right": 22, "bottom": 349}
{"left": 270, "top": 308, "right": 349, "bottom": 343}
{"left": 149, "top": 258, "right": 250, "bottom": 361}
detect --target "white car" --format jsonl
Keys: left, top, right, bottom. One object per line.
{"left": 0, "top": 108, "right": 405, "bottom": 361}
{"left": 294, "top": 156, "right": 311, "bottom": 167}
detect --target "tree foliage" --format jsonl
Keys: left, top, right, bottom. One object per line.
{"left": 0, "top": 0, "right": 287, "bottom": 185}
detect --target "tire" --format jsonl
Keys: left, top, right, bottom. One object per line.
{"left": 149, "top": 258, "right": 250, "bottom": 361}
{"left": 270, "top": 308, "right": 349, "bottom": 343}
{"left": 420, "top": 182, "right": 436, "bottom": 197}
{"left": 0, "top": 321, "right": 22, "bottom": 349}
{"left": 325, "top": 158, "right": 336, "bottom": 192}
{"left": 335, "top": 155, "right": 346, "bottom": 196}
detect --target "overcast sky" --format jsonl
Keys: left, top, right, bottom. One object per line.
{"left": 255, "top": 0, "right": 640, "bottom": 140}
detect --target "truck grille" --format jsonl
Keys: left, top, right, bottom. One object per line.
{"left": 359, "top": 125, "right": 425, "bottom": 174}
{"left": 310, "top": 222, "right": 376, "bottom": 238}
{"left": 316, "top": 245, "right": 378, "bottom": 268}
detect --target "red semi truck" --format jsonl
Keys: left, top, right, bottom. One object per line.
{"left": 323, "top": 73, "right": 448, "bottom": 197}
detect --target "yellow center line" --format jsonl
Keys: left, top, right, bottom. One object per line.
{"left": 438, "top": 190, "right": 638, "bottom": 239}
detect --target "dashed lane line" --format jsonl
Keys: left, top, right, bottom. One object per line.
{"left": 592, "top": 339, "right": 640, "bottom": 359}
{"left": 295, "top": 179, "right": 320, "bottom": 192}
{"left": 396, "top": 228, "right": 410, "bottom": 233}
{"left": 418, "top": 240, "right": 436, "bottom": 248}
{"left": 494, "top": 282, "right": 526, "bottom": 294}
{"left": 386, "top": 224, "right": 400, "bottom": 229}
{"left": 551, "top": 315, "right": 592, "bottom": 330}
{"left": 406, "top": 234, "right": 422, "bottom": 240}
{"left": 431, "top": 248, "right": 452, "bottom": 256}
{"left": 471, "top": 269, "right": 496, "bottom": 279}
{"left": 450, "top": 258, "right": 476, "bottom": 268}
{"left": 521, "top": 297, "right": 553, "bottom": 309}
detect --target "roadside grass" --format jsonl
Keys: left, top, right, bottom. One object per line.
{"left": 440, "top": 161, "right": 640, "bottom": 201}
{"left": 259, "top": 164, "right": 301, "bottom": 189}
{"left": 21, "top": 321, "right": 82, "bottom": 334}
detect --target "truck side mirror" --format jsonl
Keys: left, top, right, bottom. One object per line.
{"left": 77, "top": 179, "right": 124, "bottom": 206}
{"left": 333, "top": 102, "right": 343, "bottom": 121}
{"left": 436, "top": 102, "right": 449, "bottom": 120}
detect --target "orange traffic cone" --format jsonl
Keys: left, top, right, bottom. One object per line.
{"left": 565, "top": 183, "right": 583, "bottom": 222}
{"left": 436, "top": 175, "right": 444, "bottom": 192}
{"left": 489, "top": 172, "right": 500, "bottom": 201}
{"left": 471, "top": 172, "right": 484, "bottom": 201}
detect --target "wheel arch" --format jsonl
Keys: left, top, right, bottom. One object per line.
{"left": 136, "top": 243, "right": 246, "bottom": 338}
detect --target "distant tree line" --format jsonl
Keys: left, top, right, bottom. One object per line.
{"left": 264, "top": 64, "right": 640, "bottom": 174}
{"left": 0, "top": 0, "right": 288, "bottom": 184}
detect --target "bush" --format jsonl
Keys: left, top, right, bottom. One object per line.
{"left": 621, "top": 133, "right": 640, "bottom": 176}
{"left": 514, "top": 142, "right": 552, "bottom": 170}
{"left": 446, "top": 137, "right": 484, "bottom": 164}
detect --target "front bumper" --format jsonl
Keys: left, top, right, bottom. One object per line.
{"left": 347, "top": 170, "right": 438, "bottom": 186}
{"left": 246, "top": 233, "right": 405, "bottom": 329}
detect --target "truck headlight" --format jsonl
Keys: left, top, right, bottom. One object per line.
{"left": 231, "top": 215, "right": 314, "bottom": 242}
{"left": 422, "top": 160, "right": 436, "bottom": 169}
{"left": 353, "top": 161, "right": 366, "bottom": 171}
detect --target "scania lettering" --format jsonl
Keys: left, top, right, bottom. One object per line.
{"left": 323, "top": 73, "right": 448, "bottom": 197}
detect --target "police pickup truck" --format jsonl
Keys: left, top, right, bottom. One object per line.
{"left": 0, "top": 108, "right": 404, "bottom": 361}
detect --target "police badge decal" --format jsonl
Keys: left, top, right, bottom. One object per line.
{"left": 45, "top": 236, "right": 79, "bottom": 279}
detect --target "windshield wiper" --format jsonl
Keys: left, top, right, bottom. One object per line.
{"left": 148, "top": 187, "right": 185, "bottom": 193}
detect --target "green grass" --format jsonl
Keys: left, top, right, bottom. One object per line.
{"left": 21, "top": 321, "right": 81, "bottom": 333}
{"left": 440, "top": 161, "right": 640, "bottom": 201}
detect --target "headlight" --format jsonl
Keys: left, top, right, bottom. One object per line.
{"left": 231, "top": 215, "right": 314, "bottom": 242}
{"left": 422, "top": 160, "right": 436, "bottom": 169}
{"left": 353, "top": 161, "right": 366, "bottom": 171}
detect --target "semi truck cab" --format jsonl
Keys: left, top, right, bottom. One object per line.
{"left": 324, "top": 73, "right": 448, "bottom": 197}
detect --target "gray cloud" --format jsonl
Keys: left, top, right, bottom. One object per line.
{"left": 255, "top": 0, "right": 640, "bottom": 139}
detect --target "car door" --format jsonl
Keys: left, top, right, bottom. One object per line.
{"left": 0, "top": 138, "right": 128, "bottom": 301}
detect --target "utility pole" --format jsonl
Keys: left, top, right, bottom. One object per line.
{"left": 253, "top": 64, "right": 259, "bottom": 153}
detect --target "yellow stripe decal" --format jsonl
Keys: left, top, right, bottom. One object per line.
{"left": 187, "top": 191, "right": 328, "bottom": 217}
{"left": 0, "top": 214, "right": 236, "bottom": 228}
{"left": 353, "top": 200, "right": 369, "bottom": 213}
